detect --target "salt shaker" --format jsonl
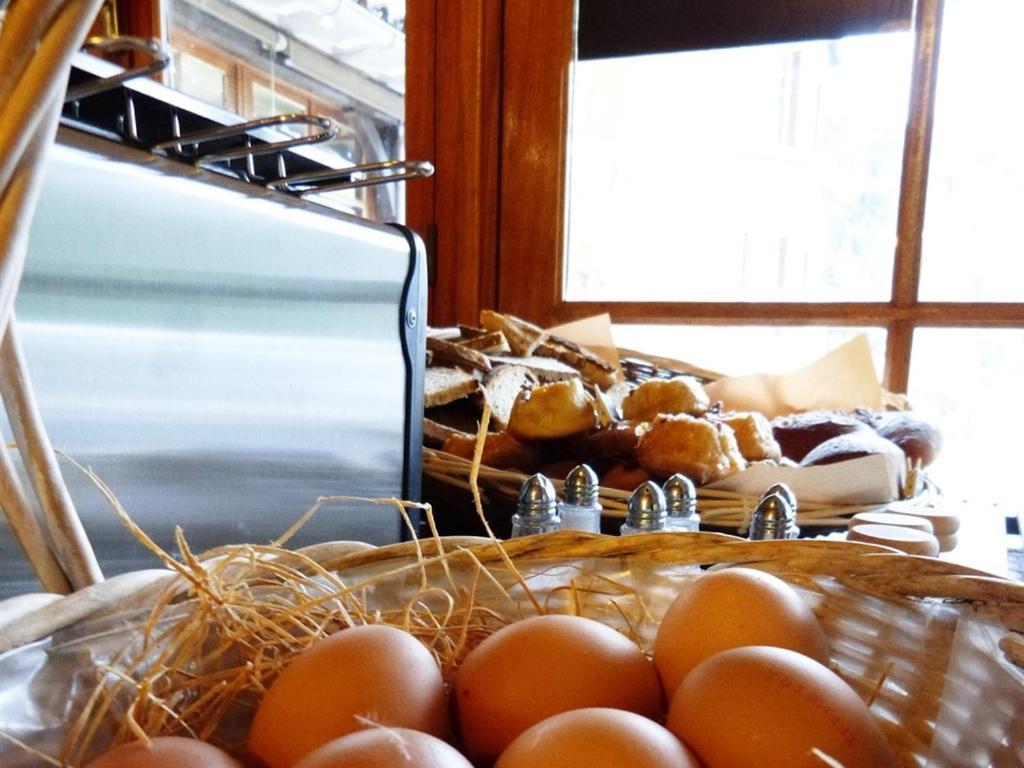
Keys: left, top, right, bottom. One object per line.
{"left": 663, "top": 473, "right": 699, "bottom": 533}
{"left": 558, "top": 464, "right": 603, "bottom": 533}
{"left": 511, "top": 473, "right": 560, "bottom": 537}
{"left": 620, "top": 481, "right": 667, "bottom": 535}
{"left": 748, "top": 490, "right": 796, "bottom": 540}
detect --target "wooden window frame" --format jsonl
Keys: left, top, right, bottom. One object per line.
{"left": 410, "top": 0, "right": 1023, "bottom": 394}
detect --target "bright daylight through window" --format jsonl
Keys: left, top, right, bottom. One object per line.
{"left": 567, "top": 0, "right": 1024, "bottom": 525}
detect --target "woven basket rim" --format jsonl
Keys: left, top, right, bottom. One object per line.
{"left": 4, "top": 530, "right": 1022, "bottom": 657}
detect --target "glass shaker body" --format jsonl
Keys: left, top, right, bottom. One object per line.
{"left": 558, "top": 464, "right": 602, "bottom": 533}
{"left": 511, "top": 473, "right": 560, "bottom": 538}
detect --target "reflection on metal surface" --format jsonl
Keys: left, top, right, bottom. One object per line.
{"left": 64, "top": 37, "right": 170, "bottom": 103}
{"left": 267, "top": 158, "right": 434, "bottom": 197}
{"left": 150, "top": 112, "right": 337, "bottom": 165}
{"left": 0, "top": 129, "right": 423, "bottom": 597}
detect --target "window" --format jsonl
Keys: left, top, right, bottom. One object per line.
{"left": 495, "top": 0, "right": 1024, "bottom": 518}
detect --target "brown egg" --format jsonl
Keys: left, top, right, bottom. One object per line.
{"left": 666, "top": 646, "right": 896, "bottom": 768}
{"left": 293, "top": 727, "right": 472, "bottom": 768}
{"left": 496, "top": 708, "right": 700, "bottom": 768}
{"left": 453, "top": 614, "right": 663, "bottom": 765}
{"left": 247, "top": 624, "right": 448, "bottom": 768}
{"left": 84, "top": 737, "right": 241, "bottom": 768}
{"left": 653, "top": 568, "right": 830, "bottom": 699}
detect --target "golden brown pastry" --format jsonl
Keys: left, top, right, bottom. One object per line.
{"left": 719, "top": 411, "right": 782, "bottom": 463}
{"left": 441, "top": 431, "right": 543, "bottom": 473}
{"left": 636, "top": 414, "right": 746, "bottom": 484}
{"left": 580, "top": 420, "right": 645, "bottom": 463}
{"left": 507, "top": 378, "right": 597, "bottom": 441}
{"left": 602, "top": 464, "right": 652, "bottom": 492}
{"left": 620, "top": 377, "right": 710, "bottom": 422}
{"left": 717, "top": 422, "right": 747, "bottom": 476}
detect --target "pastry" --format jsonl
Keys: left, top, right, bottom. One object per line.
{"left": 637, "top": 414, "right": 745, "bottom": 484}
{"left": 507, "top": 378, "right": 597, "bottom": 440}
{"left": 771, "top": 411, "right": 872, "bottom": 463}
{"left": 621, "top": 377, "right": 710, "bottom": 422}
{"left": 719, "top": 411, "right": 781, "bottom": 462}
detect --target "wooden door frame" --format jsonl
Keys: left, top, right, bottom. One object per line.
{"left": 406, "top": 0, "right": 504, "bottom": 328}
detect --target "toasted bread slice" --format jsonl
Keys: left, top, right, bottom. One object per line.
{"left": 426, "top": 336, "right": 492, "bottom": 373}
{"left": 481, "top": 364, "right": 537, "bottom": 430}
{"left": 537, "top": 337, "right": 618, "bottom": 389}
{"left": 424, "top": 366, "right": 480, "bottom": 408}
{"left": 488, "top": 355, "right": 580, "bottom": 383}
{"left": 457, "top": 330, "right": 509, "bottom": 355}
{"left": 480, "top": 310, "right": 547, "bottom": 357}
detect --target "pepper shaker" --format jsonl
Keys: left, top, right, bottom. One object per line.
{"left": 511, "top": 473, "right": 561, "bottom": 537}
{"left": 748, "top": 490, "right": 796, "bottom": 540}
{"left": 620, "top": 481, "right": 668, "bottom": 535}
{"left": 663, "top": 473, "right": 699, "bottom": 533}
{"left": 764, "top": 482, "right": 800, "bottom": 539}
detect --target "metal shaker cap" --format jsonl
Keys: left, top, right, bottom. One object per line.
{"left": 564, "top": 464, "right": 599, "bottom": 506}
{"left": 748, "top": 492, "right": 795, "bottom": 540}
{"left": 625, "top": 481, "right": 667, "bottom": 531}
{"left": 516, "top": 473, "right": 558, "bottom": 520}
{"left": 663, "top": 473, "right": 697, "bottom": 517}
{"left": 764, "top": 482, "right": 797, "bottom": 515}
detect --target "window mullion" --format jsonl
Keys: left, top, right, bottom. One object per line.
{"left": 888, "top": 0, "right": 945, "bottom": 391}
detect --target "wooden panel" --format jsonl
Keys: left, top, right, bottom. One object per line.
{"left": 434, "top": 0, "right": 502, "bottom": 326}
{"left": 497, "top": 0, "right": 575, "bottom": 326}
{"left": 114, "top": 0, "right": 161, "bottom": 37}
{"left": 404, "top": 0, "right": 437, "bottom": 306}
{"left": 407, "top": 0, "right": 503, "bottom": 327}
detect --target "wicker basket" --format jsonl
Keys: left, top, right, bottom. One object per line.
{"left": 424, "top": 344, "right": 935, "bottom": 534}
{"left": 1, "top": 531, "right": 1022, "bottom": 766}
{"left": 422, "top": 448, "right": 936, "bottom": 534}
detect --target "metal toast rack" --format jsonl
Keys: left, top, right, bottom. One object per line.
{"left": 61, "top": 35, "right": 432, "bottom": 197}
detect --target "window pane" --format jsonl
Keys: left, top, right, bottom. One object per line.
{"left": 566, "top": 33, "right": 913, "bottom": 302}
{"left": 918, "top": 0, "right": 1024, "bottom": 301}
{"left": 612, "top": 324, "right": 886, "bottom": 379}
{"left": 174, "top": 51, "right": 227, "bottom": 109}
{"left": 908, "top": 330, "right": 1024, "bottom": 515}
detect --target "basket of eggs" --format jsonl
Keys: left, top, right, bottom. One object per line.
{"left": 422, "top": 311, "right": 946, "bottom": 542}
{"left": 2, "top": 525, "right": 1023, "bottom": 767}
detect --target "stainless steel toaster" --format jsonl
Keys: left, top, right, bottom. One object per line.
{"left": 0, "top": 116, "right": 426, "bottom": 597}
